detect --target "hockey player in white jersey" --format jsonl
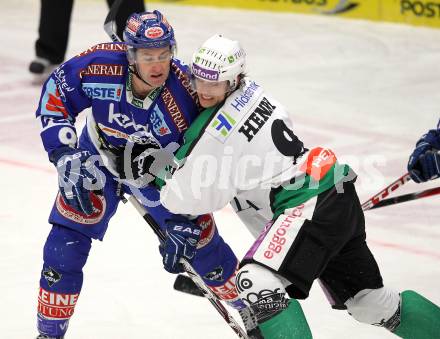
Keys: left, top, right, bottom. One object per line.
{"left": 159, "top": 35, "right": 440, "bottom": 338}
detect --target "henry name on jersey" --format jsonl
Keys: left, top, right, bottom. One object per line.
{"left": 161, "top": 77, "right": 350, "bottom": 222}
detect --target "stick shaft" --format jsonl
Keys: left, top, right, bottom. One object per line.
{"left": 361, "top": 173, "right": 411, "bottom": 211}
{"left": 127, "top": 196, "right": 249, "bottom": 338}
{"left": 366, "top": 186, "right": 440, "bottom": 210}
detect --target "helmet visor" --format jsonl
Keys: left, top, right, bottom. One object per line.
{"left": 191, "top": 76, "right": 230, "bottom": 96}
{"left": 133, "top": 48, "right": 173, "bottom": 65}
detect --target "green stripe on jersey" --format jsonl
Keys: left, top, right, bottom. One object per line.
{"left": 155, "top": 105, "right": 219, "bottom": 188}
{"left": 174, "top": 105, "right": 219, "bottom": 162}
{"left": 271, "top": 163, "right": 351, "bottom": 219}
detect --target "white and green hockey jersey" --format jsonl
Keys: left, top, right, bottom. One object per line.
{"left": 160, "top": 78, "right": 351, "bottom": 229}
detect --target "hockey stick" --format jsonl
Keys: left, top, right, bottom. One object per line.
{"left": 176, "top": 175, "right": 439, "bottom": 298}
{"left": 174, "top": 274, "right": 205, "bottom": 297}
{"left": 361, "top": 173, "right": 411, "bottom": 211}
{"left": 125, "top": 195, "right": 249, "bottom": 339}
{"left": 104, "top": 0, "right": 123, "bottom": 42}
{"left": 104, "top": 1, "right": 211, "bottom": 311}
{"left": 364, "top": 185, "right": 440, "bottom": 210}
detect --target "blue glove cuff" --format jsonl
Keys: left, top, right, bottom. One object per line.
{"left": 49, "top": 146, "right": 77, "bottom": 164}
{"left": 417, "top": 129, "right": 440, "bottom": 150}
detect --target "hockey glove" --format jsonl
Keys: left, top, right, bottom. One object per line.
{"left": 408, "top": 128, "right": 440, "bottom": 183}
{"left": 51, "top": 147, "right": 105, "bottom": 215}
{"left": 115, "top": 142, "right": 159, "bottom": 181}
{"left": 161, "top": 218, "right": 202, "bottom": 274}
{"left": 115, "top": 141, "right": 176, "bottom": 182}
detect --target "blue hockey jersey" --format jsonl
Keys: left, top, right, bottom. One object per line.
{"left": 34, "top": 46, "right": 240, "bottom": 297}
{"left": 36, "top": 42, "right": 200, "bottom": 179}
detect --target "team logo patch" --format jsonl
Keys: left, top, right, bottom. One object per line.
{"left": 140, "top": 13, "right": 157, "bottom": 21}
{"left": 79, "top": 64, "right": 124, "bottom": 77}
{"left": 145, "top": 26, "right": 164, "bottom": 39}
{"left": 208, "top": 269, "right": 239, "bottom": 301}
{"left": 229, "top": 81, "right": 261, "bottom": 113}
{"left": 77, "top": 43, "right": 127, "bottom": 57}
{"left": 204, "top": 267, "right": 224, "bottom": 282}
{"left": 150, "top": 106, "right": 171, "bottom": 136}
{"left": 207, "top": 108, "right": 243, "bottom": 143}
{"left": 211, "top": 111, "right": 236, "bottom": 137}
{"left": 247, "top": 288, "right": 287, "bottom": 323}
{"left": 82, "top": 83, "right": 123, "bottom": 101}
{"left": 191, "top": 63, "right": 219, "bottom": 81}
{"left": 38, "top": 288, "right": 79, "bottom": 320}
{"left": 43, "top": 267, "right": 62, "bottom": 287}
{"left": 251, "top": 199, "right": 319, "bottom": 272}
{"left": 196, "top": 214, "right": 216, "bottom": 249}
{"left": 127, "top": 17, "right": 141, "bottom": 35}
{"left": 161, "top": 87, "right": 189, "bottom": 132}
{"left": 56, "top": 192, "right": 106, "bottom": 225}
{"left": 41, "top": 78, "right": 68, "bottom": 118}
{"left": 300, "top": 147, "right": 336, "bottom": 181}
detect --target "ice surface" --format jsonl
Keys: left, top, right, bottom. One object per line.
{"left": 0, "top": 1, "right": 439, "bottom": 338}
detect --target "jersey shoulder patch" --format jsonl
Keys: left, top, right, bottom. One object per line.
{"left": 206, "top": 80, "right": 264, "bottom": 143}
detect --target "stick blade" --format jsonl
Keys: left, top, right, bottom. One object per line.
{"left": 103, "top": 0, "right": 123, "bottom": 42}
{"left": 173, "top": 274, "right": 205, "bottom": 297}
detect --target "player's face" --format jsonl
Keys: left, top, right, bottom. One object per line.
{"left": 135, "top": 47, "right": 172, "bottom": 87}
{"left": 193, "top": 78, "right": 229, "bottom": 108}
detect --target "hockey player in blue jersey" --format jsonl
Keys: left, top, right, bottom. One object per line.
{"left": 34, "top": 11, "right": 252, "bottom": 339}
{"left": 408, "top": 119, "right": 440, "bottom": 183}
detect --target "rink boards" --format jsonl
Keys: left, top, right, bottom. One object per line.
{"left": 151, "top": 0, "right": 440, "bottom": 28}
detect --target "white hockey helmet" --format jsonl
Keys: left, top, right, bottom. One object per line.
{"left": 190, "top": 34, "right": 246, "bottom": 91}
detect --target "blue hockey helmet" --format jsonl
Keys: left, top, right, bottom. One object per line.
{"left": 123, "top": 10, "right": 176, "bottom": 49}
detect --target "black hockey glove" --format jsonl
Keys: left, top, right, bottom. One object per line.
{"left": 115, "top": 142, "right": 159, "bottom": 181}
{"left": 115, "top": 142, "right": 176, "bottom": 184}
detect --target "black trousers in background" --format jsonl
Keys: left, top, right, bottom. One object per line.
{"left": 35, "top": 0, "right": 145, "bottom": 63}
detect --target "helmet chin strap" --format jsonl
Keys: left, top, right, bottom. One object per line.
{"left": 128, "top": 64, "right": 153, "bottom": 88}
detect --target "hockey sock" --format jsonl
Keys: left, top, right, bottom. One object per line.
{"left": 393, "top": 290, "right": 440, "bottom": 339}
{"left": 258, "top": 299, "right": 312, "bottom": 339}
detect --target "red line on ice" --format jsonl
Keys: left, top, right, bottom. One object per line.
{"left": 369, "top": 239, "right": 440, "bottom": 261}
{"left": 0, "top": 158, "right": 53, "bottom": 174}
